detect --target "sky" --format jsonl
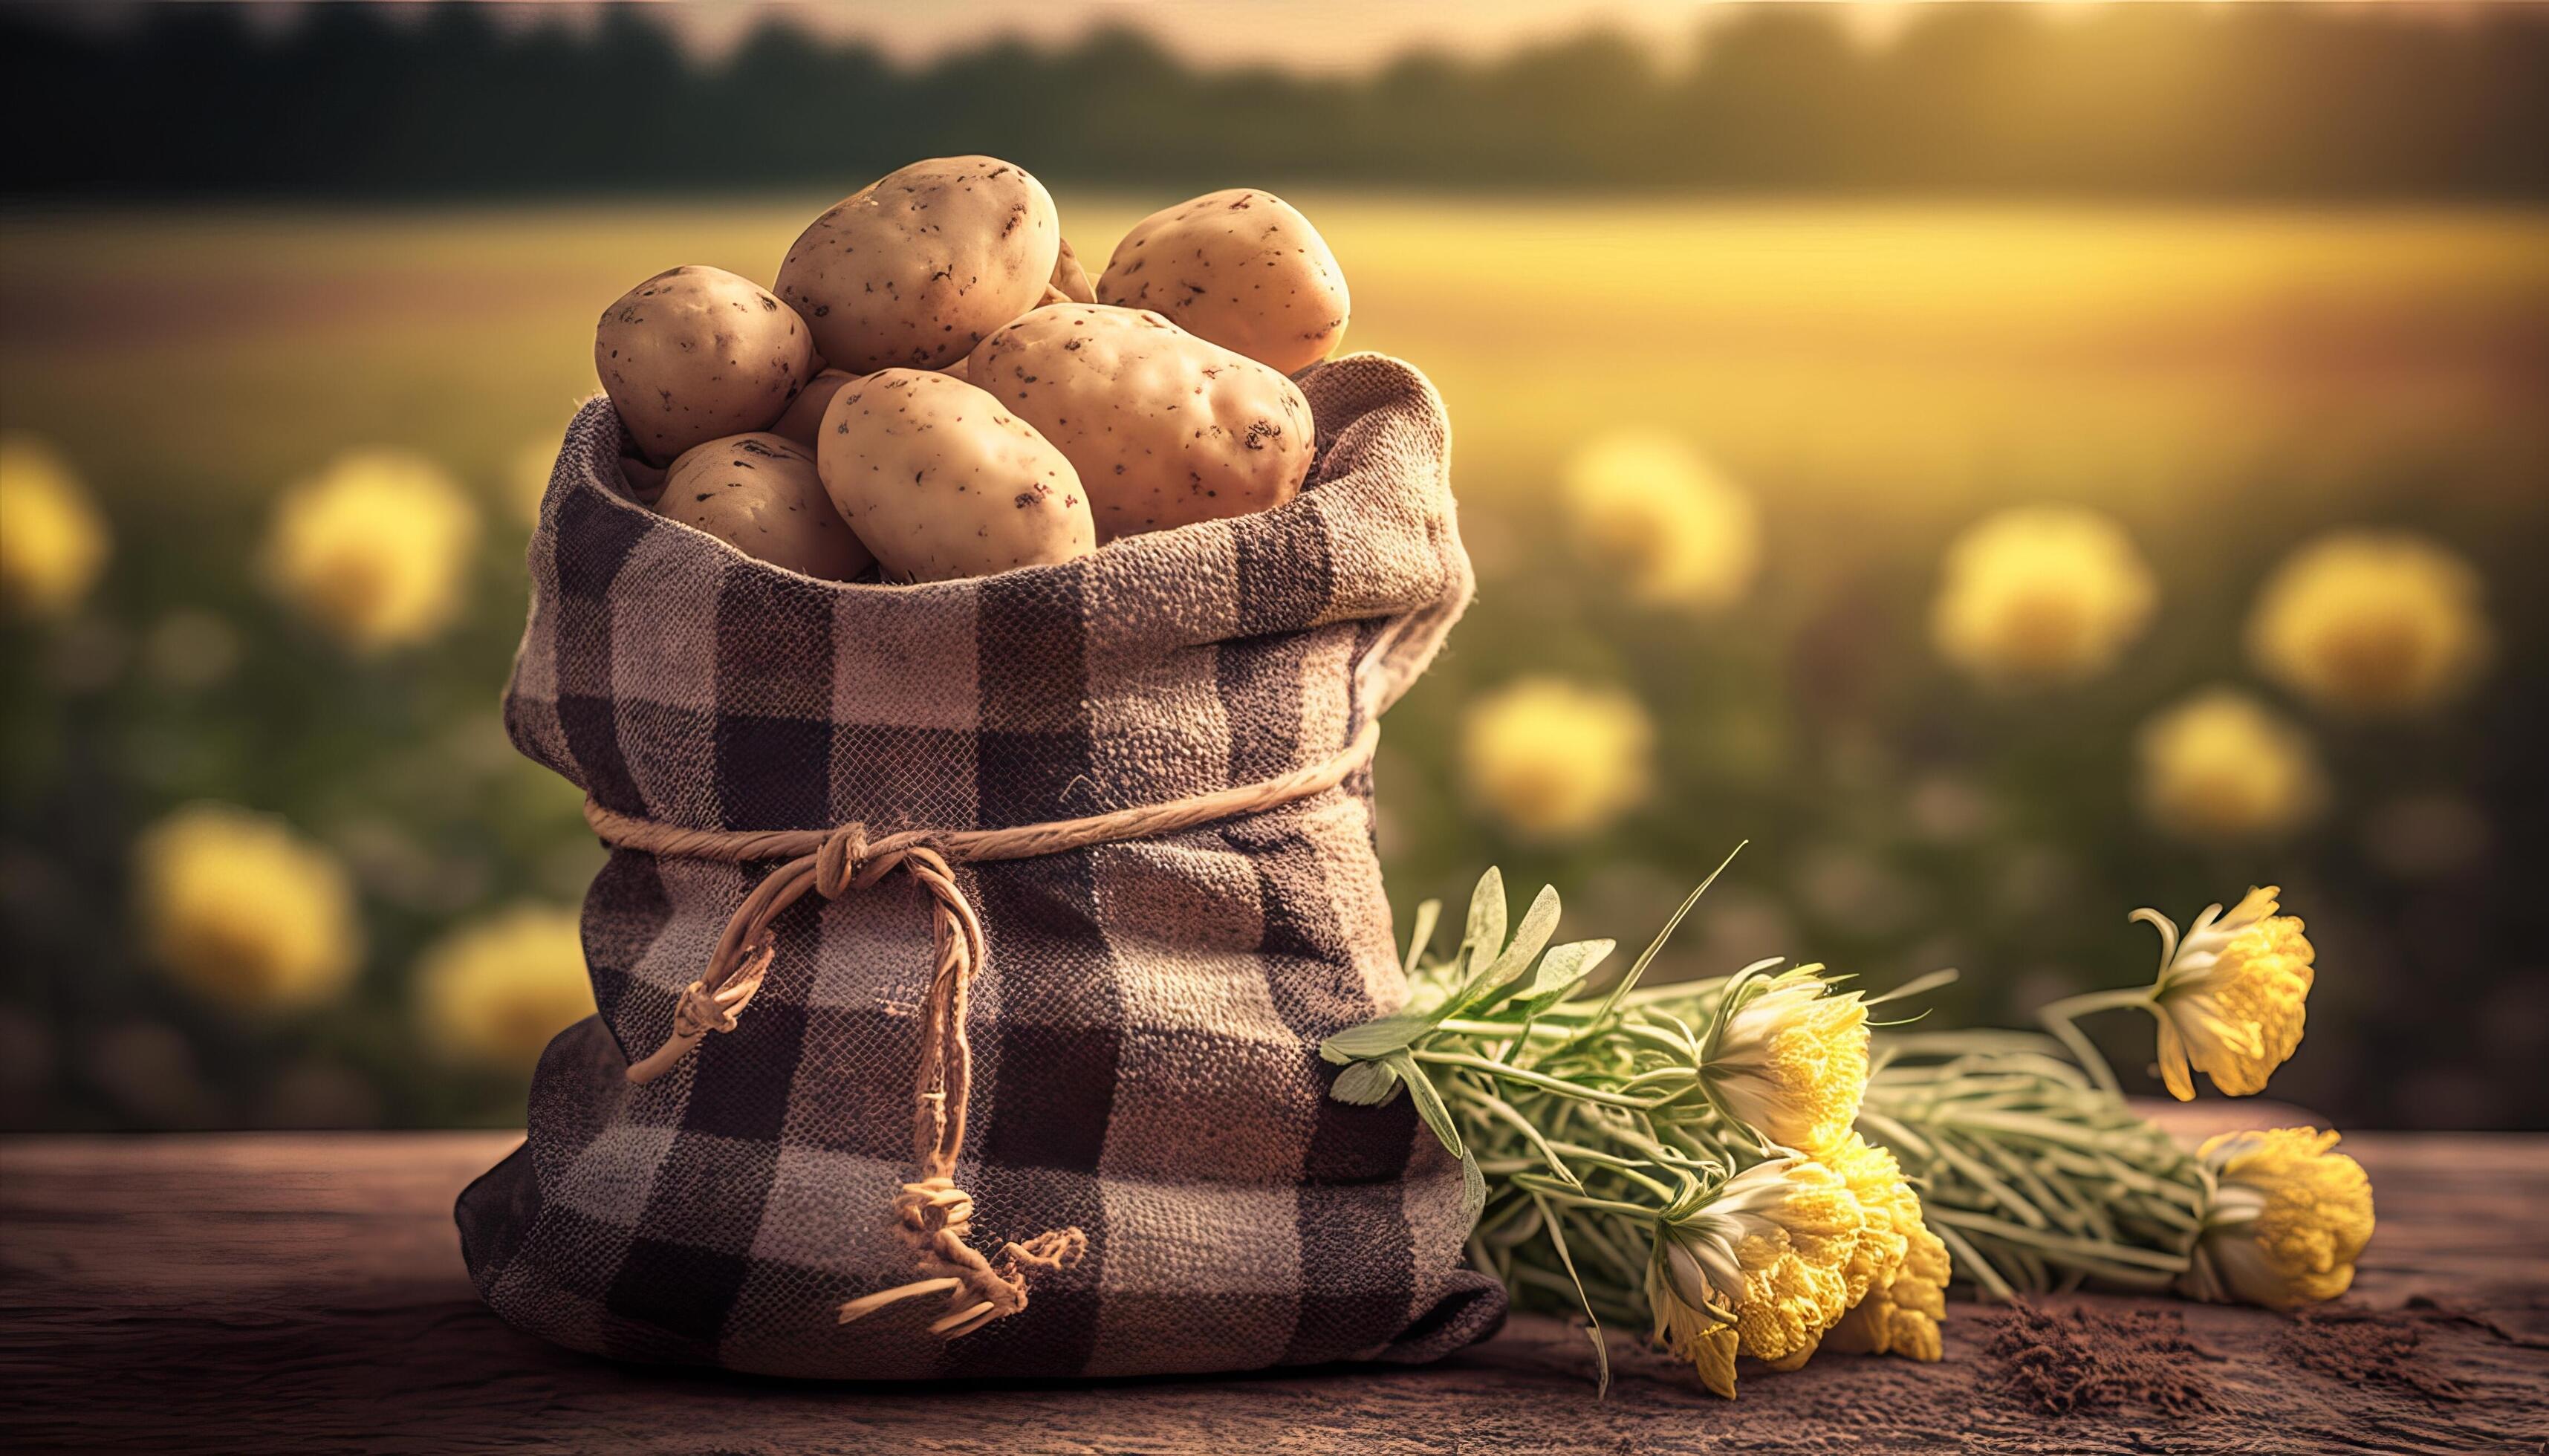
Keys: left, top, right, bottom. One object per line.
{"left": 645, "top": 1, "right": 1744, "bottom": 69}
{"left": 38, "top": 1, "right": 2483, "bottom": 75}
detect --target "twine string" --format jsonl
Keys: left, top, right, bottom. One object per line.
{"left": 580, "top": 718, "right": 1380, "bottom": 1338}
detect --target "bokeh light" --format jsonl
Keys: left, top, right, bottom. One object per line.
{"left": 261, "top": 450, "right": 482, "bottom": 653}
{"left": 0, "top": 435, "right": 111, "bottom": 620}
{"left": 1460, "top": 677, "right": 1656, "bottom": 842}
{"left": 415, "top": 904, "right": 596, "bottom": 1070}
{"left": 1562, "top": 431, "right": 1761, "bottom": 612}
{"left": 134, "top": 803, "right": 362, "bottom": 1013}
{"left": 1931, "top": 506, "right": 2157, "bottom": 689}
{"left": 2247, "top": 530, "right": 2493, "bottom": 718}
{"left": 2135, "top": 689, "right": 2328, "bottom": 844}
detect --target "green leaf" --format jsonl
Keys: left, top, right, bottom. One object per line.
{"left": 1532, "top": 1192, "right": 1612, "bottom": 1397}
{"left": 1503, "top": 937, "right": 1616, "bottom": 1018}
{"left": 1401, "top": 898, "right": 1442, "bottom": 978}
{"left": 1461, "top": 866, "right": 1507, "bottom": 976}
{"left": 1392, "top": 1052, "right": 1484, "bottom": 1232}
{"left": 1318, "top": 1007, "right": 1437, "bottom": 1064}
{"left": 1329, "top": 1057, "right": 1404, "bottom": 1105}
{"left": 1454, "top": 883, "right": 1562, "bottom": 1014}
{"left": 1393, "top": 1051, "right": 1465, "bottom": 1160}
{"left": 1585, "top": 843, "right": 1741, "bottom": 1029}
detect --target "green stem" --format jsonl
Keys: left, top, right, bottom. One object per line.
{"left": 1932, "top": 1219, "right": 2018, "bottom": 1301}
{"left": 1539, "top": 1142, "right": 1678, "bottom": 1200}
{"left": 1570, "top": 1212, "right": 1652, "bottom": 1292}
{"left": 1928, "top": 1132, "right": 2050, "bottom": 1229}
{"left": 1937, "top": 1107, "right": 2188, "bottom": 1163}
{"left": 1926, "top": 1206, "right": 2193, "bottom": 1273}
{"left": 1614, "top": 974, "right": 1731, "bottom": 1013}
{"left": 1461, "top": 1087, "right": 1584, "bottom": 1189}
{"left": 1513, "top": 1181, "right": 1662, "bottom": 1220}
{"left": 1614, "top": 1022, "right": 1702, "bottom": 1061}
{"left": 2036, "top": 987, "right": 2153, "bottom": 1099}
{"left": 1414, "top": 1050, "right": 1664, "bottom": 1108}
{"left": 1524, "top": 1192, "right": 1618, "bottom": 1394}
{"left": 1513, "top": 1267, "right": 1643, "bottom": 1327}
{"left": 1436, "top": 1016, "right": 1568, "bottom": 1040}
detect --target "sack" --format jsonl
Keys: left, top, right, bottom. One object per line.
{"left": 455, "top": 354, "right": 1508, "bottom": 1379}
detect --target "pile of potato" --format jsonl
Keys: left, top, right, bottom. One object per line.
{"left": 592, "top": 157, "right": 1351, "bottom": 583}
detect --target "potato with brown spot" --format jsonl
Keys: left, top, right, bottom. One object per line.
{"left": 776, "top": 156, "right": 1061, "bottom": 374}
{"left": 596, "top": 266, "right": 813, "bottom": 464}
{"left": 816, "top": 370, "right": 1094, "bottom": 583}
{"left": 968, "top": 303, "right": 1314, "bottom": 542}
{"left": 658, "top": 433, "right": 874, "bottom": 581}
{"left": 1097, "top": 189, "right": 1349, "bottom": 374}
{"left": 770, "top": 369, "right": 855, "bottom": 448}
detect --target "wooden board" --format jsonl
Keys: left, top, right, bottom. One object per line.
{"left": 3, "top": 1128, "right": 2544, "bottom": 1454}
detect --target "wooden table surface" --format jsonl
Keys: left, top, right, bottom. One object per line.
{"left": 4, "top": 1123, "right": 2545, "bottom": 1454}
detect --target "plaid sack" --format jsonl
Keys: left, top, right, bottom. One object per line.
{"left": 455, "top": 353, "right": 1509, "bottom": 1379}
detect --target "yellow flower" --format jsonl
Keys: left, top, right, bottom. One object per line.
{"left": 2136, "top": 886, "right": 2314, "bottom": 1100}
{"left": 2183, "top": 1127, "right": 2373, "bottom": 1309}
{"left": 1791, "top": 1133, "right": 1949, "bottom": 1365}
{"left": 0, "top": 435, "right": 111, "bottom": 618}
{"left": 135, "top": 804, "right": 361, "bottom": 1013}
{"left": 1702, "top": 966, "right": 1871, "bottom": 1155}
{"left": 1930, "top": 506, "right": 2156, "bottom": 687}
{"left": 262, "top": 449, "right": 481, "bottom": 652}
{"left": 2135, "top": 688, "right": 2327, "bottom": 842}
{"left": 1561, "top": 431, "right": 1761, "bottom": 611}
{"left": 2247, "top": 531, "right": 2490, "bottom": 716}
{"left": 416, "top": 903, "right": 596, "bottom": 1068}
{"left": 1824, "top": 1214, "right": 1950, "bottom": 1362}
{"left": 1820, "top": 1133, "right": 1917, "bottom": 1307}
{"left": 1649, "top": 1157, "right": 1863, "bottom": 1398}
{"left": 1458, "top": 676, "right": 1654, "bottom": 841}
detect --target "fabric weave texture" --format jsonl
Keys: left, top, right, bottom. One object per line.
{"left": 456, "top": 354, "right": 1508, "bottom": 1378}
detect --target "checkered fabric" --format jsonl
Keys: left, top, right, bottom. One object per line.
{"left": 455, "top": 354, "right": 1508, "bottom": 1379}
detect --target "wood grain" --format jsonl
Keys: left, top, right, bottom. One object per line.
{"left": 3, "top": 1128, "right": 2544, "bottom": 1454}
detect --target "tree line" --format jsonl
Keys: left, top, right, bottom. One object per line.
{"left": 6, "top": 1, "right": 2546, "bottom": 198}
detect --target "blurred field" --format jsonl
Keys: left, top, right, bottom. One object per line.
{"left": 4, "top": 195, "right": 2545, "bottom": 1130}
{"left": 7, "top": 196, "right": 2546, "bottom": 528}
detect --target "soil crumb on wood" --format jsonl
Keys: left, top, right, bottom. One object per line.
{"left": 2278, "top": 1306, "right": 2467, "bottom": 1403}
{"left": 1981, "top": 1304, "right": 2221, "bottom": 1417}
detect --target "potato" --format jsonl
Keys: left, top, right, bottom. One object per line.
{"left": 816, "top": 371, "right": 1095, "bottom": 583}
{"left": 770, "top": 369, "right": 854, "bottom": 448}
{"left": 1051, "top": 237, "right": 1096, "bottom": 304}
{"left": 1097, "top": 189, "right": 1349, "bottom": 374}
{"left": 659, "top": 433, "right": 873, "bottom": 581}
{"left": 967, "top": 304, "right": 1314, "bottom": 542}
{"left": 596, "top": 266, "right": 813, "bottom": 464}
{"left": 776, "top": 156, "right": 1062, "bottom": 375}
{"left": 617, "top": 454, "right": 668, "bottom": 507}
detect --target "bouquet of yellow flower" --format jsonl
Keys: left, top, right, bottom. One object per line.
{"left": 1321, "top": 861, "right": 2376, "bottom": 1397}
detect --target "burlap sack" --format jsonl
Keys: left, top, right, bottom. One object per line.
{"left": 455, "top": 354, "right": 1508, "bottom": 1379}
